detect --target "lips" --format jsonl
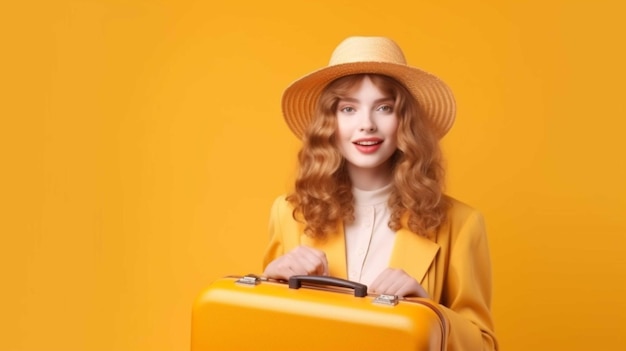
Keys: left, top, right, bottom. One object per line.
{"left": 353, "top": 138, "right": 383, "bottom": 154}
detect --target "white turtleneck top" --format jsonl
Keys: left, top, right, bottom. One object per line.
{"left": 344, "top": 183, "right": 395, "bottom": 287}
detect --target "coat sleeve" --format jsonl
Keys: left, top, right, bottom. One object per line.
{"left": 441, "top": 210, "right": 498, "bottom": 351}
{"left": 262, "top": 196, "right": 287, "bottom": 270}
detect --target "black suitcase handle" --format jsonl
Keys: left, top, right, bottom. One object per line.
{"left": 288, "top": 275, "right": 367, "bottom": 297}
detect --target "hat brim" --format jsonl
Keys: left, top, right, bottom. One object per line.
{"left": 281, "top": 61, "right": 456, "bottom": 139}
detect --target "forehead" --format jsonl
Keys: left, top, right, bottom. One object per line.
{"left": 333, "top": 74, "right": 396, "bottom": 97}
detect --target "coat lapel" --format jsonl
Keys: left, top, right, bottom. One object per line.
{"left": 389, "top": 227, "right": 440, "bottom": 284}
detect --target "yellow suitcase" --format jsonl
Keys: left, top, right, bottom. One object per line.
{"left": 191, "top": 275, "right": 448, "bottom": 351}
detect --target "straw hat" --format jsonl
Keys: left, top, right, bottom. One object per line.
{"left": 281, "top": 36, "right": 456, "bottom": 139}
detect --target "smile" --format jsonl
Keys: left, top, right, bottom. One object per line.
{"left": 352, "top": 139, "right": 384, "bottom": 154}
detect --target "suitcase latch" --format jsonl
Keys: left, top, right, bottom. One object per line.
{"left": 236, "top": 274, "right": 261, "bottom": 286}
{"left": 373, "top": 294, "right": 399, "bottom": 306}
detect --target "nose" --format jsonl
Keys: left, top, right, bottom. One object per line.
{"left": 359, "top": 112, "right": 377, "bottom": 132}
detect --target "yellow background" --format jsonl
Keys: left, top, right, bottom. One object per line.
{"left": 1, "top": 0, "right": 625, "bottom": 350}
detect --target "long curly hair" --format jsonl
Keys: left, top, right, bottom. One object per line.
{"left": 286, "top": 74, "right": 449, "bottom": 238}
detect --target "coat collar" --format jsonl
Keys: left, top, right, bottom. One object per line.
{"left": 302, "top": 222, "right": 440, "bottom": 284}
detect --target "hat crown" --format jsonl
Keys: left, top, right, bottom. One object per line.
{"left": 328, "top": 36, "right": 407, "bottom": 66}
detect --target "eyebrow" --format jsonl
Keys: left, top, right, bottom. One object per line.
{"left": 338, "top": 97, "right": 395, "bottom": 103}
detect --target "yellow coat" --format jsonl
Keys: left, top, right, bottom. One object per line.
{"left": 262, "top": 195, "right": 498, "bottom": 351}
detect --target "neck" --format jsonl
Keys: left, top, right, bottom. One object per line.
{"left": 347, "top": 161, "right": 393, "bottom": 191}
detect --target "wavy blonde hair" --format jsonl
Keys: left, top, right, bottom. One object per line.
{"left": 287, "top": 74, "right": 449, "bottom": 238}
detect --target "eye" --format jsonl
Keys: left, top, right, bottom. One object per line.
{"left": 377, "top": 105, "right": 393, "bottom": 113}
{"left": 339, "top": 106, "right": 356, "bottom": 113}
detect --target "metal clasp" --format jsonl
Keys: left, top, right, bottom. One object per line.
{"left": 235, "top": 274, "right": 261, "bottom": 286}
{"left": 373, "top": 294, "right": 399, "bottom": 306}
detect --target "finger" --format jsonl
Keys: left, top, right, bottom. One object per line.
{"left": 297, "top": 251, "right": 322, "bottom": 274}
{"left": 295, "top": 246, "right": 328, "bottom": 275}
{"left": 386, "top": 278, "right": 407, "bottom": 295}
{"left": 278, "top": 251, "right": 315, "bottom": 276}
{"left": 277, "top": 247, "right": 310, "bottom": 275}
{"left": 370, "top": 268, "right": 403, "bottom": 295}
{"left": 310, "top": 248, "right": 329, "bottom": 276}
{"left": 369, "top": 273, "right": 389, "bottom": 294}
{"left": 287, "top": 263, "right": 306, "bottom": 277}
{"left": 395, "top": 282, "right": 419, "bottom": 298}
{"left": 312, "top": 249, "right": 329, "bottom": 275}
{"left": 382, "top": 269, "right": 428, "bottom": 298}
{"left": 293, "top": 255, "right": 320, "bottom": 275}
{"left": 264, "top": 257, "right": 294, "bottom": 280}
{"left": 384, "top": 269, "right": 408, "bottom": 293}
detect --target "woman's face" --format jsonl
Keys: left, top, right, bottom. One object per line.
{"left": 334, "top": 76, "right": 399, "bottom": 187}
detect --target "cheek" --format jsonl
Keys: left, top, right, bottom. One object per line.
{"left": 335, "top": 118, "right": 352, "bottom": 140}
{"left": 386, "top": 118, "right": 400, "bottom": 148}
{"left": 334, "top": 137, "right": 349, "bottom": 160}
{"left": 385, "top": 117, "right": 400, "bottom": 135}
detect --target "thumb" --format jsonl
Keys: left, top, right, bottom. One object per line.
{"left": 322, "top": 255, "right": 329, "bottom": 276}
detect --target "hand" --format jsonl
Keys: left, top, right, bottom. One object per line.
{"left": 369, "top": 268, "right": 429, "bottom": 298}
{"left": 263, "top": 246, "right": 329, "bottom": 280}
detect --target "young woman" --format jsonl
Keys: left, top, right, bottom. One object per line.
{"left": 262, "top": 36, "right": 497, "bottom": 351}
